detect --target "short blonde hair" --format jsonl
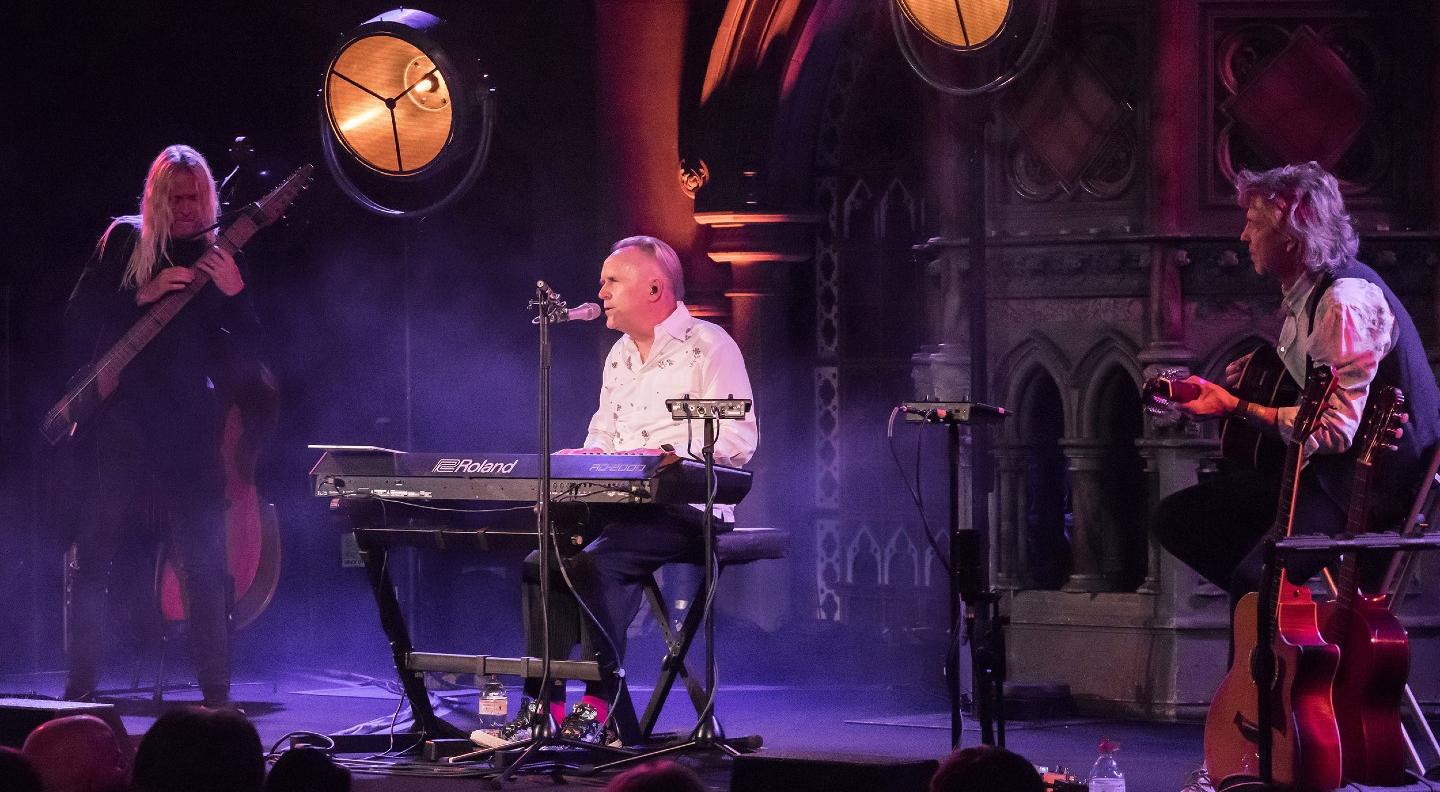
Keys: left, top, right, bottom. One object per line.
{"left": 609, "top": 235, "right": 685, "bottom": 300}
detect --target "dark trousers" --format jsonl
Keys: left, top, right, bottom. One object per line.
{"left": 522, "top": 505, "right": 720, "bottom": 702}
{"left": 1152, "top": 465, "right": 1347, "bottom": 601}
{"left": 67, "top": 413, "right": 230, "bottom": 701}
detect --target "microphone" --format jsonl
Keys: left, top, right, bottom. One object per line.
{"left": 533, "top": 302, "right": 602, "bottom": 324}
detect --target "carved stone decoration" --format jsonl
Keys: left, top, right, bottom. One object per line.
{"left": 884, "top": 529, "right": 919, "bottom": 587}
{"left": 1079, "top": 126, "right": 1137, "bottom": 200}
{"left": 813, "top": 3, "right": 881, "bottom": 170}
{"left": 875, "top": 177, "right": 921, "bottom": 240}
{"left": 841, "top": 178, "right": 874, "bottom": 240}
{"left": 1221, "top": 26, "right": 1368, "bottom": 171}
{"left": 1006, "top": 138, "right": 1063, "bottom": 201}
{"left": 1000, "top": 24, "right": 1139, "bottom": 205}
{"left": 815, "top": 367, "right": 840, "bottom": 510}
{"left": 816, "top": 178, "right": 841, "bottom": 359}
{"left": 816, "top": 516, "right": 841, "bottom": 620}
{"left": 989, "top": 247, "right": 1148, "bottom": 299}
{"left": 678, "top": 157, "right": 709, "bottom": 198}
{"left": 1003, "top": 49, "right": 1126, "bottom": 193}
{"left": 1211, "top": 17, "right": 1390, "bottom": 199}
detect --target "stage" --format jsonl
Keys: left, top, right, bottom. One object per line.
{"left": 0, "top": 665, "right": 1211, "bottom": 790}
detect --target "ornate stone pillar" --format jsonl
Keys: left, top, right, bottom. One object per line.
{"left": 1135, "top": 435, "right": 1220, "bottom": 607}
{"left": 1137, "top": 244, "right": 1195, "bottom": 378}
{"left": 693, "top": 210, "right": 822, "bottom": 631}
{"left": 1059, "top": 439, "right": 1108, "bottom": 593}
{"left": 1135, "top": 445, "right": 1162, "bottom": 594}
{"left": 994, "top": 443, "right": 1029, "bottom": 589}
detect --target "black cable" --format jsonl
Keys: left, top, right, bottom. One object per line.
{"left": 550, "top": 525, "right": 625, "bottom": 735}
{"left": 691, "top": 421, "right": 726, "bottom": 728}
{"left": 265, "top": 731, "right": 335, "bottom": 759}
{"left": 887, "top": 406, "right": 953, "bottom": 574}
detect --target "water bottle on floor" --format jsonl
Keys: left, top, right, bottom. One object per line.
{"left": 478, "top": 674, "right": 508, "bottom": 734}
{"left": 1087, "top": 738, "right": 1125, "bottom": 792}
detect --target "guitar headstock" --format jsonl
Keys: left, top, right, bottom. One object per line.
{"left": 1141, "top": 367, "right": 1199, "bottom": 422}
{"left": 1292, "top": 363, "right": 1339, "bottom": 443}
{"left": 1357, "top": 386, "right": 1407, "bottom": 466}
{"left": 253, "top": 164, "right": 315, "bottom": 228}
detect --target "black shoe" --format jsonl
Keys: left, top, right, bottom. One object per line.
{"left": 470, "top": 697, "right": 542, "bottom": 749}
{"left": 558, "top": 703, "right": 604, "bottom": 743}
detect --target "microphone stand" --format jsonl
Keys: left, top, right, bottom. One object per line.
{"left": 462, "top": 282, "right": 632, "bottom": 785}
{"left": 588, "top": 396, "right": 759, "bottom": 773}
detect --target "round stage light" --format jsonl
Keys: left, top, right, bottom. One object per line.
{"left": 897, "top": 0, "right": 1012, "bottom": 50}
{"left": 320, "top": 8, "right": 495, "bottom": 217}
{"left": 891, "top": 0, "right": 1054, "bottom": 96}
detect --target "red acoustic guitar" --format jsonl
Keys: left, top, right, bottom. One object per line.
{"left": 1319, "top": 385, "right": 1410, "bottom": 786}
{"left": 1202, "top": 363, "right": 1343, "bottom": 791}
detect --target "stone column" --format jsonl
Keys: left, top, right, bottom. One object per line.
{"left": 1137, "top": 244, "right": 1195, "bottom": 378}
{"left": 695, "top": 211, "right": 821, "bottom": 630}
{"left": 994, "top": 443, "right": 1029, "bottom": 589}
{"left": 1059, "top": 440, "right": 1108, "bottom": 593}
{"left": 1135, "top": 445, "right": 1162, "bottom": 594}
{"left": 1137, "top": 435, "right": 1220, "bottom": 615}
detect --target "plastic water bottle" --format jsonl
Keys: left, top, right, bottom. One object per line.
{"left": 477, "top": 675, "right": 508, "bottom": 733}
{"left": 1087, "top": 738, "right": 1126, "bottom": 792}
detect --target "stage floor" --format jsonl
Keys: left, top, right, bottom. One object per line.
{"left": 0, "top": 666, "right": 1220, "bottom": 791}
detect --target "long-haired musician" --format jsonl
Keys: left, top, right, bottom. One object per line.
{"left": 1153, "top": 162, "right": 1438, "bottom": 601}
{"left": 62, "top": 144, "right": 259, "bottom": 708}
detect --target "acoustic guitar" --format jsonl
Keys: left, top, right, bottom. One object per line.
{"left": 1143, "top": 345, "right": 1298, "bottom": 470}
{"left": 40, "top": 164, "right": 313, "bottom": 445}
{"left": 1319, "top": 385, "right": 1410, "bottom": 786}
{"left": 1202, "top": 362, "right": 1343, "bottom": 791}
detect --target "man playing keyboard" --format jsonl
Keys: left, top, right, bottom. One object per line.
{"left": 480, "top": 235, "right": 758, "bottom": 746}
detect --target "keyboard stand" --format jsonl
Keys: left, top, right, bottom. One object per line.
{"left": 322, "top": 497, "right": 642, "bottom": 755}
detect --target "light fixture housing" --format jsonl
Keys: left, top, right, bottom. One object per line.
{"left": 897, "top": 0, "right": 1012, "bottom": 51}
{"left": 890, "top": 0, "right": 1054, "bottom": 96}
{"left": 320, "top": 8, "right": 495, "bottom": 217}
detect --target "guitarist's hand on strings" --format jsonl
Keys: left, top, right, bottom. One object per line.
{"left": 1170, "top": 376, "right": 1240, "bottom": 421}
{"left": 196, "top": 248, "right": 244, "bottom": 297}
{"left": 1224, "top": 351, "right": 1253, "bottom": 389}
{"left": 136, "top": 267, "right": 195, "bottom": 306}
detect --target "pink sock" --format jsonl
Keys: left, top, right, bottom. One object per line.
{"left": 579, "top": 694, "right": 608, "bottom": 724}
{"left": 549, "top": 701, "right": 567, "bottom": 726}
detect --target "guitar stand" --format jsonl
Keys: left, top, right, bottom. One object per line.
{"left": 1257, "top": 531, "right": 1440, "bottom": 785}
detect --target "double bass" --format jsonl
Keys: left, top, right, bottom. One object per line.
{"left": 1201, "top": 362, "right": 1343, "bottom": 790}
{"left": 158, "top": 364, "right": 282, "bottom": 630}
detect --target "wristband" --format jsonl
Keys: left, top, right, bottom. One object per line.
{"left": 1233, "top": 398, "right": 1251, "bottom": 420}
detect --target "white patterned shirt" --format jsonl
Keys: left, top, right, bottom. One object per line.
{"left": 1276, "top": 270, "right": 1396, "bottom": 456}
{"left": 582, "top": 302, "right": 759, "bottom": 521}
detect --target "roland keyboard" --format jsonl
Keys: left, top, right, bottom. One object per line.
{"left": 310, "top": 446, "right": 752, "bottom": 505}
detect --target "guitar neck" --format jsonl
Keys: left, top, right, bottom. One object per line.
{"left": 1334, "top": 462, "right": 1373, "bottom": 611}
{"left": 1268, "top": 442, "right": 1306, "bottom": 545}
{"left": 88, "top": 221, "right": 253, "bottom": 384}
